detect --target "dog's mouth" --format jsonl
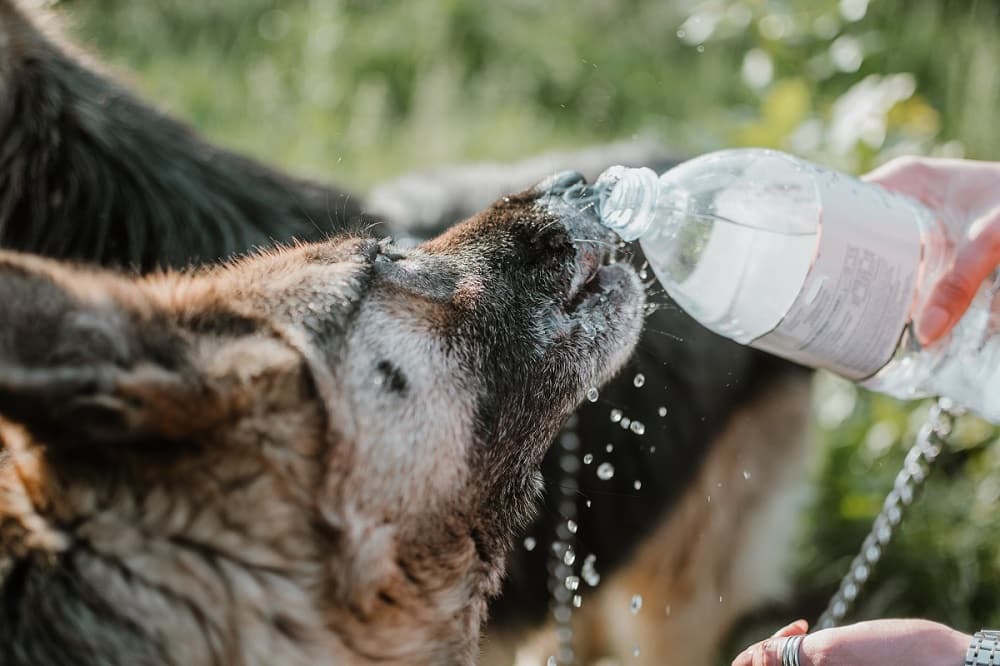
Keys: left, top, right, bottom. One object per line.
{"left": 535, "top": 171, "right": 638, "bottom": 318}
{"left": 564, "top": 242, "right": 619, "bottom": 314}
{"left": 531, "top": 170, "right": 645, "bottom": 388}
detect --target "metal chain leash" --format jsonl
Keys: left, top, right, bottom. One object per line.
{"left": 548, "top": 422, "right": 582, "bottom": 666}
{"left": 816, "top": 397, "right": 960, "bottom": 630}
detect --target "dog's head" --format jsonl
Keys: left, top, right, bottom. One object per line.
{"left": 0, "top": 173, "right": 643, "bottom": 665}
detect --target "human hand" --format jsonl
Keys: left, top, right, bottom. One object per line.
{"left": 732, "top": 618, "right": 970, "bottom": 666}
{"left": 863, "top": 156, "right": 1000, "bottom": 345}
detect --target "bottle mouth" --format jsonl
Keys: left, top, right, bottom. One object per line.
{"left": 595, "top": 166, "right": 660, "bottom": 241}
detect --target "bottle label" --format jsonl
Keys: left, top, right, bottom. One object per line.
{"left": 751, "top": 171, "right": 923, "bottom": 380}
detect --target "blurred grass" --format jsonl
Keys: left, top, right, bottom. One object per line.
{"left": 56, "top": 0, "right": 1000, "bottom": 657}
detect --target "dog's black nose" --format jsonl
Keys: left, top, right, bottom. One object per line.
{"left": 538, "top": 170, "right": 586, "bottom": 196}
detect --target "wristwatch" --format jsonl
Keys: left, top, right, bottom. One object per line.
{"left": 967, "top": 631, "right": 1000, "bottom": 665}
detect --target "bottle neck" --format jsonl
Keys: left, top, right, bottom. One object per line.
{"left": 595, "top": 166, "right": 662, "bottom": 241}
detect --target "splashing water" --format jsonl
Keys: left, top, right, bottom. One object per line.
{"left": 582, "top": 554, "right": 601, "bottom": 587}
{"left": 596, "top": 462, "right": 615, "bottom": 480}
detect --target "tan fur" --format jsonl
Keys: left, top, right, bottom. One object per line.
{"left": 484, "top": 373, "right": 813, "bottom": 666}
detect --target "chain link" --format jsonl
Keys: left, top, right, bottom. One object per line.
{"left": 816, "top": 397, "right": 959, "bottom": 630}
{"left": 547, "top": 423, "right": 581, "bottom": 665}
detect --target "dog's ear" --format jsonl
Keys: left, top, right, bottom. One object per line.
{"left": 0, "top": 254, "right": 221, "bottom": 447}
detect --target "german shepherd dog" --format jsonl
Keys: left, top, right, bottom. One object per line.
{"left": 0, "top": 2, "right": 813, "bottom": 664}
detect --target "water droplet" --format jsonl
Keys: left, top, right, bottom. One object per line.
{"left": 743, "top": 470, "right": 751, "bottom": 480}
{"left": 633, "top": 480, "right": 642, "bottom": 490}
{"left": 586, "top": 387, "right": 599, "bottom": 402}
{"left": 610, "top": 409, "right": 623, "bottom": 423}
{"left": 547, "top": 657, "right": 557, "bottom": 666}
{"left": 638, "top": 269, "right": 648, "bottom": 280}
{"left": 573, "top": 594, "right": 582, "bottom": 608}
{"left": 630, "top": 421, "right": 645, "bottom": 435}
{"left": 563, "top": 549, "right": 576, "bottom": 566}
{"left": 630, "top": 594, "right": 643, "bottom": 613}
{"left": 564, "top": 576, "right": 580, "bottom": 591}
{"left": 596, "top": 462, "right": 615, "bottom": 480}
{"left": 658, "top": 406, "right": 667, "bottom": 417}
{"left": 633, "top": 373, "right": 646, "bottom": 388}
{"left": 719, "top": 595, "right": 724, "bottom": 603}
{"left": 696, "top": 44, "right": 705, "bottom": 53}
{"left": 605, "top": 443, "right": 614, "bottom": 453}
{"left": 583, "top": 453, "right": 594, "bottom": 465}
{"left": 620, "top": 417, "right": 632, "bottom": 429}
{"left": 524, "top": 536, "right": 536, "bottom": 551}
{"left": 582, "top": 554, "right": 601, "bottom": 586}
{"left": 566, "top": 519, "right": 578, "bottom": 534}
{"left": 633, "top": 645, "right": 641, "bottom": 657}
{"left": 665, "top": 604, "right": 672, "bottom": 616}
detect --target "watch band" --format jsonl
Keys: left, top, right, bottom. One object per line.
{"left": 967, "top": 630, "right": 1000, "bottom": 665}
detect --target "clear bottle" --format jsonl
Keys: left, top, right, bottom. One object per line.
{"left": 596, "top": 148, "right": 1000, "bottom": 423}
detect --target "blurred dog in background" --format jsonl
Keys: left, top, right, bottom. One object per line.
{"left": 0, "top": 1, "right": 812, "bottom": 663}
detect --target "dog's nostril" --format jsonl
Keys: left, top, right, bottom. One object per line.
{"left": 539, "top": 170, "right": 586, "bottom": 195}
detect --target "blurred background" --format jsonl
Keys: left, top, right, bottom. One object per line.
{"left": 56, "top": 0, "right": 1000, "bottom": 661}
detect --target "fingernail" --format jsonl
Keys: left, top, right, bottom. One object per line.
{"left": 917, "top": 304, "right": 951, "bottom": 344}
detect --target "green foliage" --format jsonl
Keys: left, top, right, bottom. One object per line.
{"left": 57, "top": 0, "right": 1000, "bottom": 656}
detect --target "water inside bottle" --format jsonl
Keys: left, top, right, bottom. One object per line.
{"left": 640, "top": 168, "right": 820, "bottom": 344}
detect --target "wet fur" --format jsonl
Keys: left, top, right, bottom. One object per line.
{"left": 0, "top": 2, "right": 812, "bottom": 664}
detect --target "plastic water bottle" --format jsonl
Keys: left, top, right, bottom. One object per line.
{"left": 595, "top": 148, "right": 1000, "bottom": 423}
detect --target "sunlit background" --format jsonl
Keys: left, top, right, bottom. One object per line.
{"left": 58, "top": 0, "right": 1000, "bottom": 660}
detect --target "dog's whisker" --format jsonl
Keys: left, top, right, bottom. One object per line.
{"left": 569, "top": 238, "right": 619, "bottom": 249}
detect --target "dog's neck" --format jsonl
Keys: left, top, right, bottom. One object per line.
{"left": 0, "top": 428, "right": 496, "bottom": 666}
{"left": 323, "top": 507, "right": 497, "bottom": 665}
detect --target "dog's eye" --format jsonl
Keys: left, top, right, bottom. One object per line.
{"left": 375, "top": 360, "right": 408, "bottom": 394}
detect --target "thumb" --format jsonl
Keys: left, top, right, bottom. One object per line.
{"left": 916, "top": 206, "right": 1000, "bottom": 345}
